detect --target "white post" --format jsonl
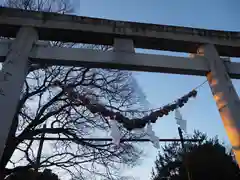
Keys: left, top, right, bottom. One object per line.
{"left": 198, "top": 44, "right": 240, "bottom": 167}
{"left": 0, "top": 27, "right": 38, "bottom": 160}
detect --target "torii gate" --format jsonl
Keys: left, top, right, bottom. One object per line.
{"left": 0, "top": 7, "right": 240, "bottom": 167}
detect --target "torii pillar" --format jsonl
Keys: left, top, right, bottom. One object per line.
{"left": 0, "top": 27, "right": 38, "bottom": 163}
{"left": 198, "top": 44, "right": 240, "bottom": 167}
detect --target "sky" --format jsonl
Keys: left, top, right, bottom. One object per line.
{"left": 1, "top": 0, "right": 240, "bottom": 179}
{"left": 69, "top": 0, "right": 240, "bottom": 179}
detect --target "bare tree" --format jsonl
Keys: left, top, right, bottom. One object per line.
{"left": 0, "top": 0, "right": 147, "bottom": 179}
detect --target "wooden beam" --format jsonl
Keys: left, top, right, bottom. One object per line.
{"left": 0, "top": 7, "right": 240, "bottom": 56}
{"left": 0, "top": 40, "right": 240, "bottom": 78}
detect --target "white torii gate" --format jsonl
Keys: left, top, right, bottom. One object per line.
{"left": 0, "top": 7, "right": 240, "bottom": 168}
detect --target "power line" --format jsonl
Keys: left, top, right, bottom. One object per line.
{"left": 25, "top": 137, "right": 202, "bottom": 143}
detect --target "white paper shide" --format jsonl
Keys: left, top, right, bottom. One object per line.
{"left": 109, "top": 119, "right": 121, "bottom": 146}
{"left": 175, "top": 108, "right": 187, "bottom": 133}
{"left": 146, "top": 123, "right": 160, "bottom": 149}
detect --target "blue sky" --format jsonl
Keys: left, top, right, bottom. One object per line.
{"left": 72, "top": 0, "right": 240, "bottom": 179}
{"left": 1, "top": 0, "right": 240, "bottom": 179}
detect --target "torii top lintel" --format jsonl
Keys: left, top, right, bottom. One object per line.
{"left": 0, "top": 7, "right": 239, "bottom": 57}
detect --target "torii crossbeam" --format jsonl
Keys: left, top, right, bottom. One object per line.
{"left": 0, "top": 7, "right": 240, "bottom": 168}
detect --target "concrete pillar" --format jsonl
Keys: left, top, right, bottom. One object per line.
{"left": 113, "top": 38, "right": 135, "bottom": 68}
{"left": 0, "top": 27, "right": 38, "bottom": 160}
{"left": 113, "top": 38, "right": 135, "bottom": 53}
{"left": 198, "top": 44, "right": 240, "bottom": 167}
